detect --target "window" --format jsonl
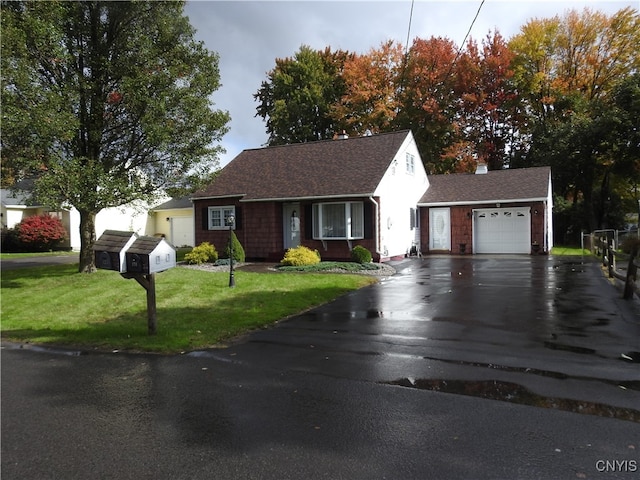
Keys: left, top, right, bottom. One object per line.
{"left": 313, "top": 202, "right": 364, "bottom": 240}
{"left": 207, "top": 206, "right": 235, "bottom": 230}
{"left": 405, "top": 153, "right": 415, "bottom": 175}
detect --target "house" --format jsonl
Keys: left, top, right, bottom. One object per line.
{"left": 149, "top": 197, "right": 195, "bottom": 247}
{"left": 1, "top": 184, "right": 49, "bottom": 232}
{"left": 192, "top": 130, "right": 428, "bottom": 262}
{"left": 1, "top": 183, "right": 161, "bottom": 251}
{"left": 418, "top": 164, "right": 553, "bottom": 254}
{"left": 191, "top": 130, "right": 553, "bottom": 261}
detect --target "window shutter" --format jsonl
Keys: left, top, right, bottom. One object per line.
{"left": 234, "top": 206, "right": 242, "bottom": 229}
{"left": 304, "top": 204, "right": 313, "bottom": 239}
{"left": 202, "top": 208, "right": 209, "bottom": 230}
{"left": 364, "top": 202, "right": 374, "bottom": 239}
{"left": 410, "top": 208, "right": 416, "bottom": 229}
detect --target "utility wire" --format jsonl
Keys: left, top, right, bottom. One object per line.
{"left": 399, "top": 0, "right": 415, "bottom": 92}
{"left": 451, "top": 0, "right": 485, "bottom": 69}
{"left": 440, "top": 0, "right": 485, "bottom": 85}
{"left": 404, "top": 0, "right": 415, "bottom": 58}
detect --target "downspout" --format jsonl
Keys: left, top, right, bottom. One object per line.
{"left": 369, "top": 196, "right": 381, "bottom": 260}
{"left": 543, "top": 201, "right": 548, "bottom": 252}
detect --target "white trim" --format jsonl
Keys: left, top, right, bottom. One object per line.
{"left": 241, "top": 193, "right": 373, "bottom": 203}
{"left": 419, "top": 197, "right": 547, "bottom": 207}
{"left": 190, "top": 194, "right": 245, "bottom": 201}
{"left": 207, "top": 205, "right": 236, "bottom": 230}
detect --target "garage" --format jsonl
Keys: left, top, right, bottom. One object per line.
{"left": 474, "top": 207, "right": 531, "bottom": 254}
{"left": 170, "top": 216, "right": 195, "bottom": 247}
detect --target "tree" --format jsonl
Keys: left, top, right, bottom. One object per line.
{"left": 255, "top": 45, "right": 351, "bottom": 145}
{"left": 456, "top": 31, "right": 518, "bottom": 171}
{"left": 1, "top": 1, "right": 230, "bottom": 272}
{"left": 509, "top": 7, "right": 639, "bottom": 233}
{"left": 331, "top": 40, "right": 404, "bottom": 136}
{"left": 396, "top": 36, "right": 461, "bottom": 173}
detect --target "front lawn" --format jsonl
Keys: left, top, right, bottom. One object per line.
{"left": 551, "top": 246, "right": 592, "bottom": 256}
{"left": 1, "top": 264, "right": 376, "bottom": 353}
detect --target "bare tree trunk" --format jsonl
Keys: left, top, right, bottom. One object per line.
{"left": 79, "top": 209, "right": 97, "bottom": 273}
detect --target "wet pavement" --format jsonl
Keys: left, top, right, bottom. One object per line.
{"left": 2, "top": 255, "right": 640, "bottom": 479}
{"left": 221, "top": 256, "right": 640, "bottom": 415}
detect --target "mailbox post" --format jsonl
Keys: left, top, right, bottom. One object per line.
{"left": 94, "top": 231, "right": 175, "bottom": 335}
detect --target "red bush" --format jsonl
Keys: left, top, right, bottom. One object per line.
{"left": 17, "top": 214, "right": 67, "bottom": 251}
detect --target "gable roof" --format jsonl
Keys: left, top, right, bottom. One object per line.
{"left": 192, "top": 130, "right": 412, "bottom": 202}
{"left": 152, "top": 196, "right": 192, "bottom": 211}
{"left": 419, "top": 166, "right": 551, "bottom": 206}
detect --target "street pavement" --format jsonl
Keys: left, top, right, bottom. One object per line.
{"left": 2, "top": 255, "right": 639, "bottom": 479}
{"left": 1, "top": 253, "right": 78, "bottom": 270}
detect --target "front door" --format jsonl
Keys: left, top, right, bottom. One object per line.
{"left": 283, "top": 203, "right": 301, "bottom": 250}
{"left": 429, "top": 207, "right": 451, "bottom": 251}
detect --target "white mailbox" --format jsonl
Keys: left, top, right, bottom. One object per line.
{"left": 125, "top": 236, "right": 176, "bottom": 274}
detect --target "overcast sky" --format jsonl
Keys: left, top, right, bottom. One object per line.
{"left": 184, "top": 0, "right": 637, "bottom": 167}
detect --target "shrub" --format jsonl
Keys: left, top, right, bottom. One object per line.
{"left": 1, "top": 228, "right": 23, "bottom": 252}
{"left": 184, "top": 242, "right": 218, "bottom": 265}
{"left": 351, "top": 245, "right": 372, "bottom": 264}
{"left": 16, "top": 214, "right": 67, "bottom": 251}
{"left": 222, "top": 230, "right": 245, "bottom": 263}
{"left": 281, "top": 245, "right": 321, "bottom": 266}
{"left": 621, "top": 236, "right": 640, "bottom": 255}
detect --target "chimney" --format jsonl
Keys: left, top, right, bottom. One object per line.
{"left": 475, "top": 161, "right": 488, "bottom": 174}
{"left": 335, "top": 130, "right": 349, "bottom": 140}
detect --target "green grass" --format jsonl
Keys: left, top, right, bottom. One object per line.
{"left": 551, "top": 246, "right": 592, "bottom": 256}
{"left": 1, "top": 264, "right": 376, "bottom": 353}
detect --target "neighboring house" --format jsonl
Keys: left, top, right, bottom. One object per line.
{"left": 192, "top": 130, "right": 428, "bottom": 262}
{"left": 191, "top": 130, "right": 553, "bottom": 262}
{"left": 1, "top": 186, "right": 49, "bottom": 231}
{"left": 418, "top": 164, "right": 553, "bottom": 254}
{"left": 149, "top": 196, "right": 195, "bottom": 247}
{"left": 1, "top": 184, "right": 161, "bottom": 251}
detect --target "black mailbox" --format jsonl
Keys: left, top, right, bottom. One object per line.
{"left": 93, "top": 230, "right": 138, "bottom": 273}
{"left": 125, "top": 236, "right": 176, "bottom": 275}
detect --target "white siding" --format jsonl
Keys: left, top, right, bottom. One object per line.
{"left": 373, "top": 132, "right": 429, "bottom": 259}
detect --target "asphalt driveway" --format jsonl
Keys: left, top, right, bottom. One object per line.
{"left": 219, "top": 255, "right": 640, "bottom": 413}
{"left": 2, "top": 254, "right": 639, "bottom": 480}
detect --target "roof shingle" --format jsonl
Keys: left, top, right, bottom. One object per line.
{"left": 419, "top": 166, "right": 551, "bottom": 205}
{"left": 192, "top": 131, "right": 411, "bottom": 201}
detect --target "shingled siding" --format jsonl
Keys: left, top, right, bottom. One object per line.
{"left": 420, "top": 201, "right": 548, "bottom": 255}
{"left": 193, "top": 199, "right": 281, "bottom": 260}
{"left": 194, "top": 197, "right": 382, "bottom": 262}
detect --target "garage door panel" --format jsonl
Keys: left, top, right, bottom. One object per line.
{"left": 474, "top": 208, "right": 530, "bottom": 254}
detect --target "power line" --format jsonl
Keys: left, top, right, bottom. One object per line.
{"left": 452, "top": 0, "right": 485, "bottom": 66}
{"left": 443, "top": 0, "right": 485, "bottom": 82}
{"left": 404, "top": 0, "right": 415, "bottom": 58}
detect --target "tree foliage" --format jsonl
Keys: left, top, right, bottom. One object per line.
{"left": 254, "top": 45, "right": 350, "bottom": 144}
{"left": 1, "top": 0, "right": 230, "bottom": 272}
{"left": 255, "top": 6, "right": 638, "bottom": 235}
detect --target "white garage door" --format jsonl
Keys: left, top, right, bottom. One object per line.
{"left": 474, "top": 208, "right": 530, "bottom": 254}
{"left": 170, "top": 216, "right": 194, "bottom": 247}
